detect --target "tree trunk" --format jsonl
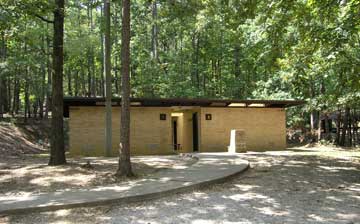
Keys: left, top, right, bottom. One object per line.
{"left": 7, "top": 77, "right": 11, "bottom": 114}
{"left": 117, "top": 0, "right": 133, "bottom": 177}
{"left": 317, "top": 113, "right": 322, "bottom": 141}
{"left": 0, "top": 76, "right": 2, "bottom": 119}
{"left": 100, "top": 5, "right": 105, "bottom": 97}
{"left": 340, "top": 107, "right": 350, "bottom": 147}
{"left": 12, "top": 74, "right": 20, "bottom": 115}
{"left": 49, "top": 0, "right": 66, "bottom": 166}
{"left": 335, "top": 110, "right": 341, "bottom": 145}
{"left": 353, "top": 109, "right": 358, "bottom": 146}
{"left": 0, "top": 32, "right": 6, "bottom": 118}
{"left": 104, "top": 0, "right": 112, "bottom": 157}
{"left": 349, "top": 112, "right": 353, "bottom": 146}
{"left": 151, "top": 0, "right": 158, "bottom": 60}
{"left": 24, "top": 65, "right": 30, "bottom": 123}
{"left": 67, "top": 69, "right": 73, "bottom": 96}
{"left": 39, "top": 62, "right": 46, "bottom": 119}
{"left": 45, "top": 27, "right": 52, "bottom": 119}
{"left": 324, "top": 113, "right": 330, "bottom": 141}
{"left": 74, "top": 70, "right": 79, "bottom": 96}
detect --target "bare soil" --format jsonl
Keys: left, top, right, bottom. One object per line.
{"left": 3, "top": 146, "right": 359, "bottom": 224}
{"left": 0, "top": 119, "right": 50, "bottom": 158}
{"left": 0, "top": 155, "right": 197, "bottom": 196}
{"left": 0, "top": 120, "right": 198, "bottom": 196}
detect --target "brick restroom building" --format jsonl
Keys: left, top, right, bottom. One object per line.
{"left": 63, "top": 97, "right": 304, "bottom": 156}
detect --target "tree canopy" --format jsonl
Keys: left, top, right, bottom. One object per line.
{"left": 0, "top": 0, "right": 359, "bottom": 146}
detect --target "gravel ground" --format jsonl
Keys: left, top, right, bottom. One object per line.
{"left": 2, "top": 146, "right": 360, "bottom": 224}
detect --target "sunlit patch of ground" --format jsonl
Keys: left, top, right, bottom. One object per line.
{"left": 0, "top": 155, "right": 198, "bottom": 196}
{"left": 3, "top": 146, "right": 359, "bottom": 224}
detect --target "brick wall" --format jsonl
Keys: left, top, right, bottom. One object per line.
{"left": 199, "top": 107, "right": 286, "bottom": 152}
{"left": 68, "top": 106, "right": 286, "bottom": 156}
{"left": 69, "top": 106, "right": 173, "bottom": 156}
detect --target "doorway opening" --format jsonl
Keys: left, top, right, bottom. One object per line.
{"left": 172, "top": 119, "right": 178, "bottom": 150}
{"left": 192, "top": 112, "right": 199, "bottom": 152}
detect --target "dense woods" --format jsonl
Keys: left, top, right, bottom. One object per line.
{"left": 0, "top": 0, "right": 360, "bottom": 148}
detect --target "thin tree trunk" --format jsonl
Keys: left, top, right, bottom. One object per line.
{"left": 151, "top": 0, "right": 158, "bottom": 60}
{"left": 7, "top": 77, "right": 11, "bottom": 114}
{"left": 49, "top": 0, "right": 66, "bottom": 165}
{"left": 100, "top": 5, "right": 105, "bottom": 97}
{"left": 336, "top": 110, "right": 341, "bottom": 145}
{"left": 349, "top": 112, "right": 353, "bottom": 146}
{"left": 67, "top": 69, "right": 73, "bottom": 96}
{"left": 45, "top": 27, "right": 52, "bottom": 119}
{"left": 24, "top": 75, "right": 30, "bottom": 123}
{"left": 39, "top": 62, "right": 46, "bottom": 119}
{"left": 74, "top": 70, "right": 79, "bottom": 96}
{"left": 340, "top": 107, "right": 350, "bottom": 147}
{"left": 12, "top": 73, "right": 20, "bottom": 115}
{"left": 117, "top": 0, "right": 133, "bottom": 177}
{"left": 0, "top": 31, "right": 6, "bottom": 118}
{"left": 104, "top": 0, "right": 112, "bottom": 156}
{"left": 0, "top": 77, "right": 2, "bottom": 118}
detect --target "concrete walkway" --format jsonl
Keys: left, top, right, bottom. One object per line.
{"left": 0, "top": 153, "right": 249, "bottom": 215}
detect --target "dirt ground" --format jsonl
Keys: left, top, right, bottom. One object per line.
{"left": 0, "top": 155, "right": 198, "bottom": 196}
{"left": 0, "top": 119, "right": 198, "bottom": 196}
{"left": 0, "top": 119, "right": 49, "bottom": 157}
{"left": 2, "top": 145, "right": 359, "bottom": 224}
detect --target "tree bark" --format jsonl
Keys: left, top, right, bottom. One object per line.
{"left": 0, "top": 31, "right": 6, "bottom": 118}
{"left": 324, "top": 113, "right": 330, "bottom": 141}
{"left": 45, "top": 27, "right": 52, "bottom": 119}
{"left": 151, "top": 0, "right": 158, "bottom": 60}
{"left": 104, "top": 0, "right": 112, "bottom": 156}
{"left": 100, "top": 5, "right": 105, "bottom": 97}
{"left": 12, "top": 74, "right": 20, "bottom": 115}
{"left": 340, "top": 107, "right": 350, "bottom": 147}
{"left": 335, "top": 110, "right": 341, "bottom": 145}
{"left": 117, "top": 0, "right": 133, "bottom": 177}
{"left": 24, "top": 75, "right": 30, "bottom": 122}
{"left": 49, "top": 0, "right": 66, "bottom": 165}
{"left": 74, "top": 70, "right": 79, "bottom": 96}
{"left": 67, "top": 69, "right": 73, "bottom": 96}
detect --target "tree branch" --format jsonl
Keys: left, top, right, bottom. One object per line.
{"left": 34, "top": 14, "right": 54, "bottom": 23}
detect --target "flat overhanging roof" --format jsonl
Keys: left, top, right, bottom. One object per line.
{"left": 63, "top": 97, "right": 305, "bottom": 117}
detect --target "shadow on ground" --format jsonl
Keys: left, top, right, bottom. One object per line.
{"left": 3, "top": 150, "right": 360, "bottom": 224}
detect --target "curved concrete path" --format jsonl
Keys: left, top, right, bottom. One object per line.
{"left": 0, "top": 153, "right": 249, "bottom": 215}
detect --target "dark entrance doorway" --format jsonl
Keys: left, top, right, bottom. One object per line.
{"left": 172, "top": 119, "right": 178, "bottom": 150}
{"left": 192, "top": 112, "right": 199, "bottom": 152}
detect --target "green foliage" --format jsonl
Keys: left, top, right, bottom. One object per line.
{"left": 1, "top": 0, "right": 360, "bottom": 128}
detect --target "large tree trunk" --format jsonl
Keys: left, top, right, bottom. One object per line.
{"left": 324, "top": 113, "right": 330, "bottom": 141}
{"left": 104, "top": 0, "right": 112, "bottom": 156}
{"left": 117, "top": 0, "right": 133, "bottom": 177}
{"left": 49, "top": 0, "right": 66, "bottom": 166}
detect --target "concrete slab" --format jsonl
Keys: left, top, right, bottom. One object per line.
{"left": 0, "top": 153, "right": 249, "bottom": 215}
